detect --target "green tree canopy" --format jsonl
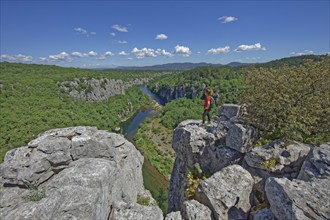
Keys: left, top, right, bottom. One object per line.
{"left": 240, "top": 56, "right": 330, "bottom": 143}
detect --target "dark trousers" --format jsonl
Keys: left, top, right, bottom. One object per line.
{"left": 202, "top": 109, "right": 211, "bottom": 124}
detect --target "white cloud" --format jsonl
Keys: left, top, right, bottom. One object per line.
{"left": 218, "top": 16, "right": 238, "bottom": 23}
{"left": 88, "top": 51, "right": 98, "bottom": 56}
{"left": 118, "top": 51, "right": 129, "bottom": 56}
{"left": 156, "top": 49, "right": 173, "bottom": 58}
{"left": 97, "top": 51, "right": 115, "bottom": 60}
{"left": 175, "top": 45, "right": 191, "bottom": 57}
{"left": 118, "top": 40, "right": 128, "bottom": 44}
{"left": 74, "top": 27, "right": 87, "bottom": 34}
{"left": 71, "top": 52, "right": 84, "bottom": 57}
{"left": 0, "top": 54, "right": 33, "bottom": 62}
{"left": 234, "top": 43, "right": 266, "bottom": 52}
{"left": 71, "top": 51, "right": 99, "bottom": 58}
{"left": 104, "top": 51, "right": 114, "bottom": 56}
{"left": 131, "top": 47, "right": 157, "bottom": 59}
{"left": 155, "top": 34, "right": 168, "bottom": 40}
{"left": 207, "top": 46, "right": 230, "bottom": 55}
{"left": 41, "top": 52, "right": 72, "bottom": 62}
{"left": 110, "top": 32, "right": 116, "bottom": 37}
{"left": 291, "top": 50, "right": 314, "bottom": 56}
{"left": 74, "top": 27, "right": 96, "bottom": 37}
{"left": 127, "top": 57, "right": 133, "bottom": 60}
{"left": 112, "top": 24, "right": 128, "bottom": 32}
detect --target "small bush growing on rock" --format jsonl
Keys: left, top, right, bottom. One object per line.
{"left": 186, "top": 166, "right": 208, "bottom": 200}
{"left": 261, "top": 157, "right": 277, "bottom": 170}
{"left": 137, "top": 195, "right": 150, "bottom": 206}
{"left": 26, "top": 183, "right": 45, "bottom": 202}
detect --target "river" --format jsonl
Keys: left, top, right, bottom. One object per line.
{"left": 121, "top": 85, "right": 169, "bottom": 213}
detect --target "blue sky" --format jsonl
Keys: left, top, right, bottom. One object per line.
{"left": 1, "top": 0, "right": 329, "bottom": 68}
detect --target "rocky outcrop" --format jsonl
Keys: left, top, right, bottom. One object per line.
{"left": 244, "top": 140, "right": 311, "bottom": 179}
{"left": 168, "top": 104, "right": 329, "bottom": 220}
{"left": 58, "top": 78, "right": 149, "bottom": 102}
{"left": 0, "top": 126, "right": 162, "bottom": 220}
{"left": 263, "top": 142, "right": 330, "bottom": 220}
{"left": 168, "top": 105, "right": 258, "bottom": 219}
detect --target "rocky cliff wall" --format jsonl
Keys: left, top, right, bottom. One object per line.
{"left": 0, "top": 126, "right": 162, "bottom": 220}
{"left": 166, "top": 104, "right": 330, "bottom": 220}
{"left": 150, "top": 83, "right": 221, "bottom": 104}
{"left": 58, "top": 78, "right": 149, "bottom": 102}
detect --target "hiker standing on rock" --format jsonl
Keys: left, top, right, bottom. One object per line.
{"left": 202, "top": 88, "right": 213, "bottom": 125}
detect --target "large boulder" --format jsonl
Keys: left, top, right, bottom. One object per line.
{"left": 218, "top": 104, "right": 242, "bottom": 120}
{"left": 195, "top": 165, "right": 254, "bottom": 220}
{"left": 0, "top": 126, "right": 157, "bottom": 220}
{"left": 172, "top": 121, "right": 215, "bottom": 168}
{"left": 173, "top": 120, "right": 243, "bottom": 174}
{"left": 298, "top": 142, "right": 330, "bottom": 181}
{"left": 265, "top": 177, "right": 330, "bottom": 220}
{"left": 226, "top": 123, "right": 259, "bottom": 153}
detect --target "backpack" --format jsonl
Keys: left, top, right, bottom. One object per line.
{"left": 210, "top": 96, "right": 216, "bottom": 109}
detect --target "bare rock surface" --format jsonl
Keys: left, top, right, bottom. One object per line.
{"left": 195, "top": 165, "right": 254, "bottom": 220}
{"left": 298, "top": 142, "right": 330, "bottom": 180}
{"left": 265, "top": 177, "right": 330, "bottom": 220}
{"left": 0, "top": 126, "right": 159, "bottom": 220}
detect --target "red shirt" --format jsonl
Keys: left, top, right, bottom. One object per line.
{"left": 204, "top": 96, "right": 211, "bottom": 110}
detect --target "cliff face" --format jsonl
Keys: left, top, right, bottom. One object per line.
{"left": 0, "top": 126, "right": 162, "bottom": 220}
{"left": 149, "top": 83, "right": 221, "bottom": 104}
{"left": 166, "top": 104, "right": 330, "bottom": 220}
{"left": 58, "top": 78, "right": 149, "bottom": 102}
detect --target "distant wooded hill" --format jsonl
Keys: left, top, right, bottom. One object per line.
{"left": 112, "top": 54, "right": 326, "bottom": 70}
{"left": 115, "top": 62, "right": 250, "bottom": 70}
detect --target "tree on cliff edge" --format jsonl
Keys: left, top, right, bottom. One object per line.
{"left": 241, "top": 56, "right": 330, "bottom": 143}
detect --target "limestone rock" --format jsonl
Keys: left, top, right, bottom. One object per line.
{"left": 226, "top": 123, "right": 259, "bottom": 153}
{"left": 172, "top": 123, "right": 215, "bottom": 168}
{"left": 298, "top": 142, "right": 330, "bottom": 180}
{"left": 110, "top": 201, "right": 163, "bottom": 220}
{"left": 218, "top": 104, "right": 242, "bottom": 120}
{"left": 195, "top": 165, "right": 253, "bottom": 220}
{"left": 58, "top": 78, "right": 149, "bottom": 102}
{"left": 265, "top": 177, "right": 330, "bottom": 220}
{"left": 165, "top": 211, "right": 183, "bottom": 220}
{"left": 182, "top": 199, "right": 212, "bottom": 220}
{"left": 244, "top": 140, "right": 311, "bottom": 179}
{"left": 168, "top": 157, "right": 189, "bottom": 212}
{"left": 0, "top": 126, "right": 151, "bottom": 220}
